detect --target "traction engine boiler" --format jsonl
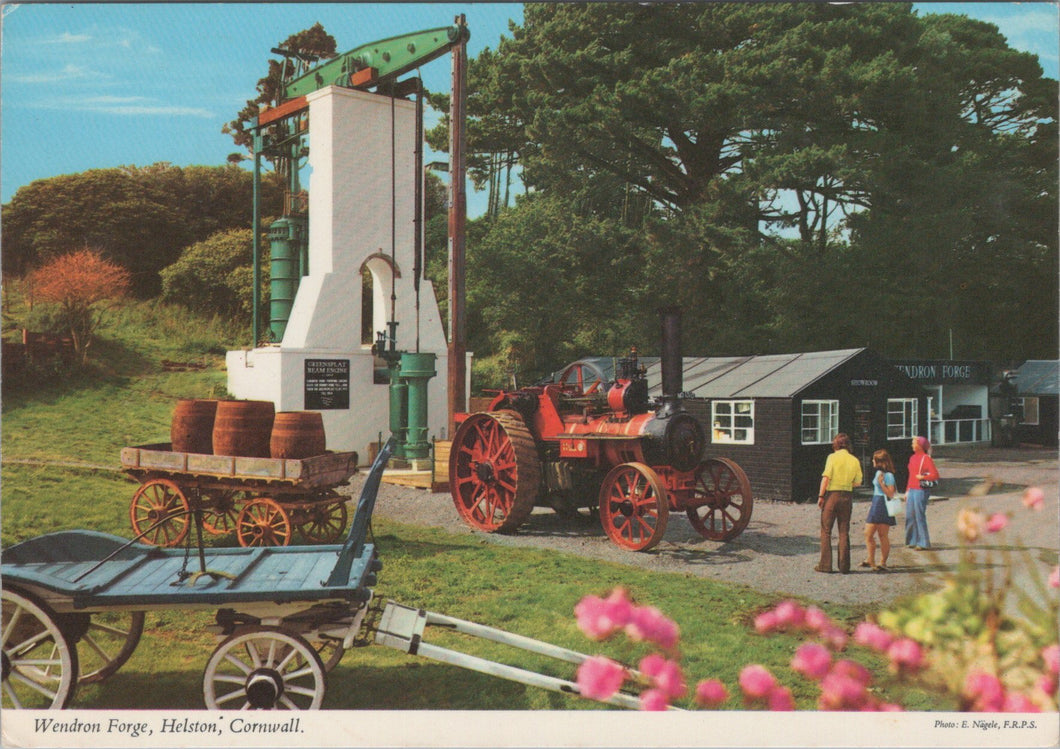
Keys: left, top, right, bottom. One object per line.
{"left": 449, "top": 309, "right": 753, "bottom": 551}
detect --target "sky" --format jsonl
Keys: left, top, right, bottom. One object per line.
{"left": 1, "top": 2, "right": 1057, "bottom": 210}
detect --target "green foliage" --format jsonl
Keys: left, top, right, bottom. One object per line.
{"left": 445, "top": 2, "right": 1057, "bottom": 379}
{"left": 159, "top": 228, "right": 266, "bottom": 317}
{"left": 1, "top": 164, "right": 284, "bottom": 297}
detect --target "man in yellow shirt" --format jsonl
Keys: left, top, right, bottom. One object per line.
{"left": 816, "top": 433, "right": 863, "bottom": 574}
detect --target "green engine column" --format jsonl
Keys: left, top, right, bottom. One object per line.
{"left": 388, "top": 361, "right": 409, "bottom": 459}
{"left": 399, "top": 352, "right": 437, "bottom": 459}
{"left": 268, "top": 216, "right": 308, "bottom": 342}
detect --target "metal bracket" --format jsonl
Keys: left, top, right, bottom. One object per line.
{"left": 374, "top": 601, "right": 666, "bottom": 710}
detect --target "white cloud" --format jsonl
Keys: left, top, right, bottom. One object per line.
{"left": 45, "top": 31, "right": 92, "bottom": 44}
{"left": 30, "top": 94, "right": 214, "bottom": 118}
{"left": 8, "top": 64, "right": 101, "bottom": 84}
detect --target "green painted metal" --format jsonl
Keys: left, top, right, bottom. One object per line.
{"left": 283, "top": 25, "right": 469, "bottom": 100}
{"left": 399, "top": 352, "right": 437, "bottom": 460}
{"left": 268, "top": 216, "right": 308, "bottom": 342}
{"left": 388, "top": 365, "right": 409, "bottom": 459}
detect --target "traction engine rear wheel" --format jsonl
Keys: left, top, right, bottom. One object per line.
{"left": 685, "top": 457, "right": 753, "bottom": 541}
{"left": 450, "top": 411, "right": 541, "bottom": 533}
{"left": 598, "top": 463, "right": 669, "bottom": 552}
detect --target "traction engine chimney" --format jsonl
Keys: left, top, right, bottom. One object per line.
{"left": 659, "top": 306, "right": 683, "bottom": 404}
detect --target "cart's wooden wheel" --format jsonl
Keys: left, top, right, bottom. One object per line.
{"left": 313, "top": 637, "right": 345, "bottom": 672}
{"left": 236, "top": 498, "right": 292, "bottom": 547}
{"left": 598, "top": 463, "right": 669, "bottom": 552}
{"left": 2, "top": 587, "right": 79, "bottom": 709}
{"left": 297, "top": 500, "right": 348, "bottom": 544}
{"left": 130, "top": 479, "right": 190, "bottom": 547}
{"left": 685, "top": 457, "right": 753, "bottom": 541}
{"left": 450, "top": 411, "right": 541, "bottom": 533}
{"left": 63, "top": 611, "right": 144, "bottom": 685}
{"left": 203, "top": 626, "right": 325, "bottom": 709}
{"left": 202, "top": 490, "right": 244, "bottom": 535}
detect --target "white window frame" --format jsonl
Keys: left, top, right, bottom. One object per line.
{"left": 801, "top": 400, "right": 839, "bottom": 445}
{"left": 1020, "top": 397, "right": 1040, "bottom": 426}
{"left": 711, "top": 400, "right": 755, "bottom": 444}
{"left": 887, "top": 398, "right": 919, "bottom": 440}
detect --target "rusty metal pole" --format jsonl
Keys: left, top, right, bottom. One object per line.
{"left": 447, "top": 14, "right": 468, "bottom": 436}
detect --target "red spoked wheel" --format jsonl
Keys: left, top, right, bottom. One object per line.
{"left": 450, "top": 411, "right": 540, "bottom": 533}
{"left": 236, "top": 498, "right": 292, "bottom": 547}
{"left": 598, "top": 463, "right": 669, "bottom": 552}
{"left": 129, "top": 479, "right": 191, "bottom": 547}
{"left": 201, "top": 490, "right": 244, "bottom": 535}
{"left": 685, "top": 457, "right": 753, "bottom": 541}
{"left": 296, "top": 498, "right": 349, "bottom": 544}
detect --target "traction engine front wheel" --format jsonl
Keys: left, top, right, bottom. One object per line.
{"left": 450, "top": 411, "right": 541, "bottom": 533}
{"left": 598, "top": 463, "right": 669, "bottom": 552}
{"left": 685, "top": 457, "right": 753, "bottom": 541}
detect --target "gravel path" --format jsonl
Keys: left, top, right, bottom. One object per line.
{"left": 352, "top": 445, "right": 1058, "bottom": 608}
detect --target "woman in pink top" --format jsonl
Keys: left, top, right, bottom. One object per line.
{"left": 905, "top": 436, "right": 939, "bottom": 550}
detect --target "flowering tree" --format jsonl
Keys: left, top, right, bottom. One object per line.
{"left": 573, "top": 486, "right": 1059, "bottom": 712}
{"left": 25, "top": 249, "right": 130, "bottom": 365}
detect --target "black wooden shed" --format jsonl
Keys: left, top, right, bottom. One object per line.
{"left": 1013, "top": 360, "right": 1059, "bottom": 447}
{"left": 638, "top": 349, "right": 929, "bottom": 502}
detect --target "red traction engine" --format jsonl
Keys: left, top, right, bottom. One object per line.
{"left": 449, "top": 310, "right": 753, "bottom": 552}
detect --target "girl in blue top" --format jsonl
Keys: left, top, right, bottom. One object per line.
{"left": 861, "top": 449, "right": 899, "bottom": 571}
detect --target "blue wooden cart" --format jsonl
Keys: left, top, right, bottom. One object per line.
{"left": 2, "top": 439, "right": 652, "bottom": 711}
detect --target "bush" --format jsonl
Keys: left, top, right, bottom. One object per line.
{"left": 159, "top": 229, "right": 268, "bottom": 316}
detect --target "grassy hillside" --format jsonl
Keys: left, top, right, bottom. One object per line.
{"left": 0, "top": 301, "right": 953, "bottom": 711}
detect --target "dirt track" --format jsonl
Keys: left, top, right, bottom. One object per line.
{"left": 351, "top": 445, "right": 1059, "bottom": 609}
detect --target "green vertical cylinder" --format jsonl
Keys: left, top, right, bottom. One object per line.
{"left": 269, "top": 216, "right": 307, "bottom": 342}
{"left": 400, "top": 352, "right": 437, "bottom": 460}
{"left": 389, "top": 363, "right": 409, "bottom": 459}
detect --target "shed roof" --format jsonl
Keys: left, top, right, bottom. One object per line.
{"left": 1015, "top": 360, "right": 1059, "bottom": 396}
{"left": 644, "top": 349, "right": 866, "bottom": 399}
{"left": 548, "top": 349, "right": 868, "bottom": 399}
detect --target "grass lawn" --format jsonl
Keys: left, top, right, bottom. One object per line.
{"left": 0, "top": 301, "right": 954, "bottom": 711}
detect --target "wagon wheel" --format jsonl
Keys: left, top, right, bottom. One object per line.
{"left": 203, "top": 626, "right": 326, "bottom": 709}
{"left": 237, "top": 498, "right": 293, "bottom": 547}
{"left": 201, "top": 490, "right": 245, "bottom": 536}
{"left": 450, "top": 410, "right": 541, "bottom": 533}
{"left": 130, "top": 478, "right": 191, "bottom": 547}
{"left": 1, "top": 587, "right": 79, "bottom": 709}
{"left": 685, "top": 457, "right": 753, "bottom": 541}
{"left": 297, "top": 498, "right": 349, "bottom": 544}
{"left": 61, "top": 610, "right": 145, "bottom": 685}
{"left": 559, "top": 359, "right": 608, "bottom": 396}
{"left": 313, "top": 637, "right": 346, "bottom": 672}
{"left": 598, "top": 463, "right": 669, "bottom": 552}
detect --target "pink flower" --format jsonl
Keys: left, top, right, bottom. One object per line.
{"left": 887, "top": 638, "right": 925, "bottom": 674}
{"left": 822, "top": 625, "right": 849, "bottom": 651}
{"left": 772, "top": 600, "right": 806, "bottom": 629}
{"left": 957, "top": 508, "right": 985, "bottom": 542}
{"left": 1049, "top": 565, "right": 1059, "bottom": 589}
{"left": 639, "top": 688, "right": 669, "bottom": 711}
{"left": 754, "top": 610, "right": 779, "bottom": 634}
{"left": 739, "top": 665, "right": 778, "bottom": 700}
{"left": 854, "top": 621, "right": 894, "bottom": 653}
{"left": 1042, "top": 644, "right": 1059, "bottom": 677}
{"left": 818, "top": 672, "right": 869, "bottom": 710}
{"left": 1023, "top": 486, "right": 1045, "bottom": 511}
{"left": 985, "top": 512, "right": 1009, "bottom": 533}
{"left": 830, "top": 659, "right": 872, "bottom": 685}
{"left": 877, "top": 701, "right": 905, "bottom": 712}
{"left": 575, "top": 589, "right": 633, "bottom": 641}
{"left": 767, "top": 685, "right": 795, "bottom": 711}
{"left": 576, "top": 656, "right": 627, "bottom": 702}
{"left": 791, "top": 642, "right": 832, "bottom": 681}
{"left": 694, "top": 679, "right": 728, "bottom": 708}
{"left": 625, "top": 605, "right": 680, "bottom": 650}
{"left": 964, "top": 670, "right": 1005, "bottom": 712}
{"left": 1002, "top": 692, "right": 1041, "bottom": 713}
{"left": 803, "top": 605, "right": 833, "bottom": 632}
{"left": 639, "top": 654, "right": 687, "bottom": 699}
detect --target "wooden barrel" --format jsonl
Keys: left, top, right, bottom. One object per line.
{"left": 212, "top": 400, "right": 275, "bottom": 458}
{"left": 170, "top": 399, "right": 217, "bottom": 455}
{"left": 270, "top": 411, "right": 326, "bottom": 459}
